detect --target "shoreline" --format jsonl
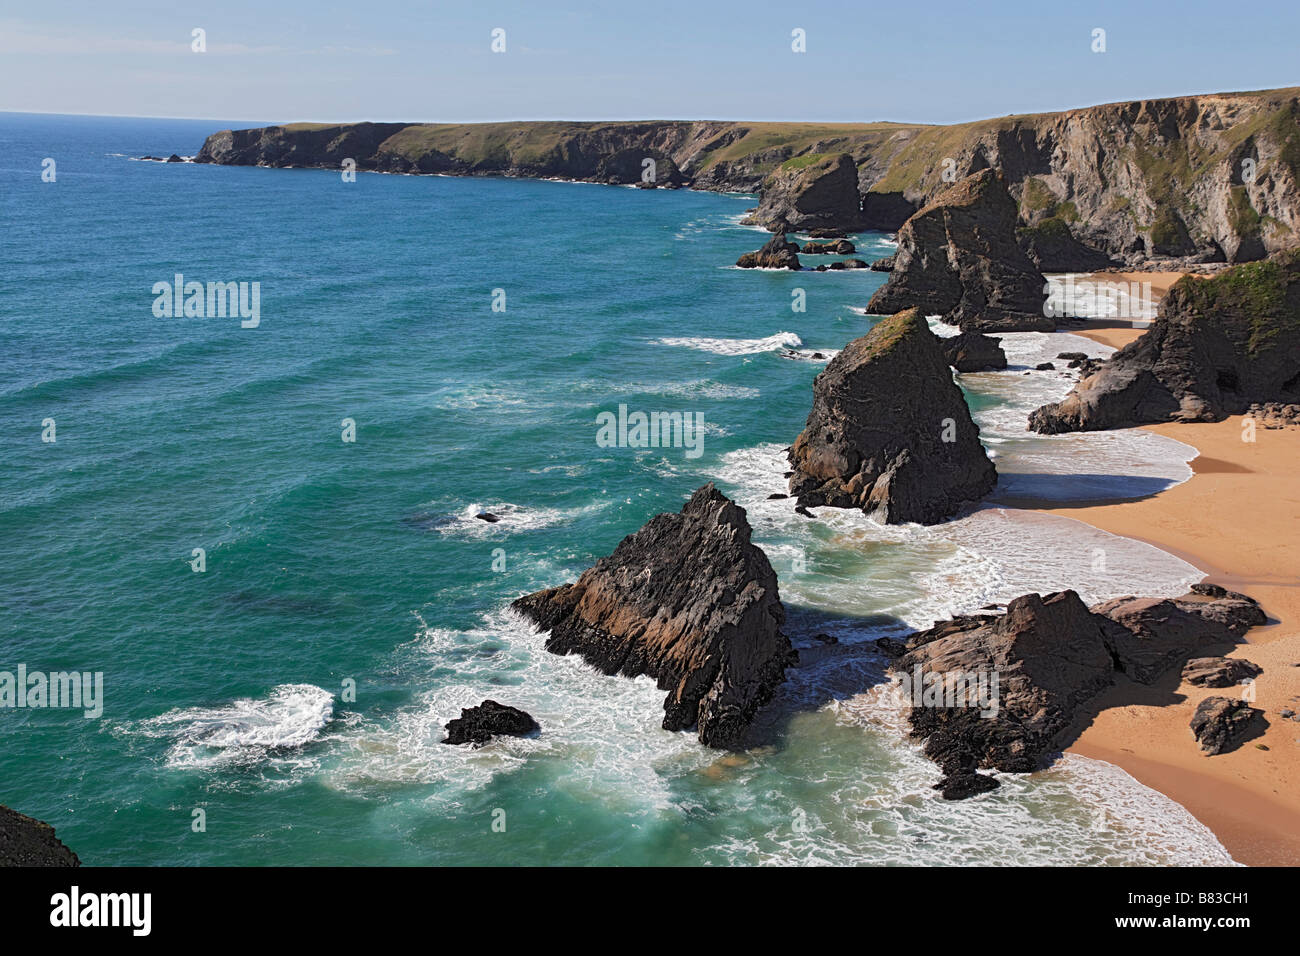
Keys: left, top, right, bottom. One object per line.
{"left": 1029, "top": 411, "right": 1300, "bottom": 866}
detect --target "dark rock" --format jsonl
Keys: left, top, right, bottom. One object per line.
{"left": 869, "top": 254, "right": 895, "bottom": 273}
{"left": 1018, "top": 217, "right": 1116, "bottom": 272}
{"left": 1092, "top": 588, "right": 1266, "bottom": 684}
{"left": 767, "top": 492, "right": 789, "bottom": 500}
{"left": 442, "top": 700, "right": 540, "bottom": 746}
{"left": 874, "top": 637, "right": 909, "bottom": 658}
{"left": 749, "top": 153, "right": 865, "bottom": 232}
{"left": 475, "top": 512, "right": 501, "bottom": 523}
{"left": 1035, "top": 362, "right": 1055, "bottom": 371}
{"left": 840, "top": 258, "right": 869, "bottom": 269}
{"left": 813, "top": 633, "right": 838, "bottom": 645}
{"left": 165, "top": 153, "right": 184, "bottom": 163}
{"left": 802, "top": 239, "right": 855, "bottom": 254}
{"left": 794, "top": 505, "right": 815, "bottom": 518}
{"left": 808, "top": 228, "right": 848, "bottom": 239}
{"left": 894, "top": 585, "right": 1270, "bottom": 794}
{"left": 512, "top": 484, "right": 791, "bottom": 748}
{"left": 1057, "top": 352, "right": 1089, "bottom": 361}
{"left": 1182, "top": 657, "right": 1263, "bottom": 688}
{"left": 861, "top": 190, "right": 917, "bottom": 232}
{"left": 0, "top": 805, "right": 80, "bottom": 867}
{"left": 933, "top": 772, "right": 1000, "bottom": 800}
{"left": 736, "top": 233, "right": 802, "bottom": 270}
{"left": 1190, "top": 696, "right": 1263, "bottom": 754}
{"left": 788, "top": 309, "right": 997, "bottom": 524}
{"left": 1030, "top": 250, "right": 1300, "bottom": 433}
{"left": 941, "top": 331, "right": 1007, "bottom": 372}
{"left": 866, "top": 170, "right": 1053, "bottom": 332}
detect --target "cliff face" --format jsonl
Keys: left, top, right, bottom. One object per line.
{"left": 1029, "top": 248, "right": 1300, "bottom": 432}
{"left": 788, "top": 308, "right": 998, "bottom": 524}
{"left": 194, "top": 87, "right": 1300, "bottom": 266}
{"left": 512, "top": 484, "right": 791, "bottom": 749}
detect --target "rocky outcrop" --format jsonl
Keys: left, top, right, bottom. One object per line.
{"left": 1029, "top": 250, "right": 1300, "bottom": 432}
{"left": 1190, "top": 697, "right": 1263, "bottom": 754}
{"left": 511, "top": 484, "right": 792, "bottom": 748}
{"left": 736, "top": 233, "right": 801, "bottom": 270}
{"left": 1093, "top": 584, "right": 1266, "bottom": 683}
{"left": 940, "top": 332, "right": 1007, "bottom": 372}
{"left": 894, "top": 584, "right": 1267, "bottom": 797}
{"left": 866, "top": 171, "right": 1053, "bottom": 332}
{"left": 787, "top": 309, "right": 997, "bottom": 524}
{"left": 869, "top": 254, "right": 895, "bottom": 272}
{"left": 1182, "top": 656, "right": 1263, "bottom": 688}
{"left": 0, "top": 805, "right": 80, "bottom": 867}
{"left": 802, "top": 239, "right": 856, "bottom": 254}
{"left": 745, "top": 154, "right": 865, "bottom": 232}
{"left": 442, "top": 700, "right": 540, "bottom": 746}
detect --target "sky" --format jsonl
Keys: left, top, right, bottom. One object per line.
{"left": 2, "top": 0, "right": 1298, "bottom": 126}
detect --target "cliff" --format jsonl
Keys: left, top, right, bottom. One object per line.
{"left": 194, "top": 86, "right": 1300, "bottom": 267}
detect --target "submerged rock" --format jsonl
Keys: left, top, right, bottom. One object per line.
{"left": 0, "top": 805, "right": 80, "bottom": 867}
{"left": 512, "top": 484, "right": 791, "bottom": 748}
{"left": 1190, "top": 697, "right": 1263, "bottom": 754}
{"left": 1030, "top": 250, "right": 1300, "bottom": 432}
{"left": 940, "top": 331, "right": 1007, "bottom": 372}
{"left": 442, "top": 700, "right": 540, "bottom": 746}
{"left": 736, "top": 233, "right": 802, "bottom": 270}
{"left": 787, "top": 308, "right": 997, "bottom": 524}
{"left": 866, "top": 169, "right": 1052, "bottom": 332}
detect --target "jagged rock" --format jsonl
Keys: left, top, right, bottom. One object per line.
{"left": 1246, "top": 401, "right": 1300, "bottom": 428}
{"left": 736, "top": 233, "right": 802, "bottom": 270}
{"left": 787, "top": 309, "right": 997, "bottom": 524}
{"left": 1093, "top": 586, "right": 1266, "bottom": 684}
{"left": 941, "top": 332, "right": 1007, "bottom": 372}
{"left": 748, "top": 153, "right": 865, "bottom": 232}
{"left": 933, "top": 772, "right": 999, "bottom": 800}
{"left": 827, "top": 258, "right": 868, "bottom": 270}
{"left": 898, "top": 591, "right": 1117, "bottom": 780}
{"left": 475, "top": 512, "right": 501, "bottom": 523}
{"left": 808, "top": 228, "right": 849, "bottom": 239}
{"left": 442, "top": 700, "right": 540, "bottom": 746}
{"left": 1030, "top": 250, "right": 1300, "bottom": 432}
{"left": 894, "top": 585, "right": 1269, "bottom": 795}
{"left": 512, "top": 484, "right": 792, "bottom": 748}
{"left": 165, "top": 153, "right": 184, "bottom": 163}
{"left": 0, "top": 805, "right": 80, "bottom": 867}
{"left": 869, "top": 255, "right": 895, "bottom": 272}
{"left": 1057, "top": 352, "right": 1088, "bottom": 361}
{"left": 1182, "top": 657, "right": 1263, "bottom": 688}
{"left": 1190, "top": 696, "right": 1263, "bottom": 754}
{"left": 866, "top": 170, "right": 1053, "bottom": 332}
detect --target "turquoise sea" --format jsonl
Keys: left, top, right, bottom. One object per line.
{"left": 1, "top": 113, "right": 1233, "bottom": 865}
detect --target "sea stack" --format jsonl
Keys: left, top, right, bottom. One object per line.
{"left": 787, "top": 308, "right": 998, "bottom": 524}
{"left": 1030, "top": 249, "right": 1300, "bottom": 433}
{"left": 866, "top": 169, "right": 1053, "bottom": 332}
{"left": 736, "top": 232, "right": 802, "bottom": 270}
{"left": 512, "top": 484, "right": 792, "bottom": 748}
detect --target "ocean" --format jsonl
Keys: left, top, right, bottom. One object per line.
{"left": 0, "top": 112, "right": 1233, "bottom": 865}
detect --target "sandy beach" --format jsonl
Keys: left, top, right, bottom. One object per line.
{"left": 1036, "top": 414, "right": 1300, "bottom": 866}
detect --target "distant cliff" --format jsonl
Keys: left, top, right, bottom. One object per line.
{"left": 196, "top": 86, "right": 1300, "bottom": 267}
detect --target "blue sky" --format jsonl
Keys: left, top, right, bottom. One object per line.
{"left": 3, "top": 0, "right": 1298, "bottom": 124}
